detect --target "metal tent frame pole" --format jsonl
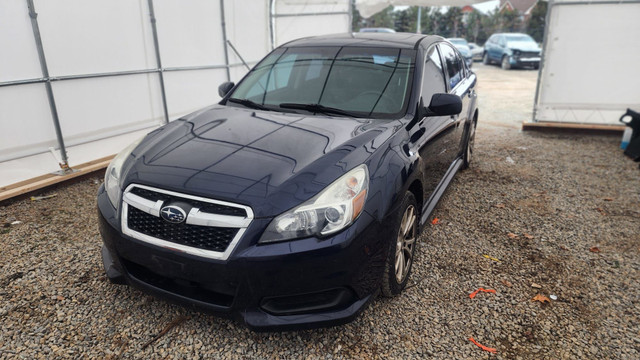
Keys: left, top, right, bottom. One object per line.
{"left": 147, "top": 0, "right": 170, "bottom": 125}
{"left": 226, "top": 41, "right": 251, "bottom": 71}
{"left": 26, "top": 0, "right": 70, "bottom": 172}
{"left": 219, "top": 0, "right": 231, "bottom": 81}
{"left": 269, "top": 0, "right": 276, "bottom": 49}
{"left": 532, "top": 0, "right": 553, "bottom": 123}
{"left": 348, "top": 0, "right": 353, "bottom": 32}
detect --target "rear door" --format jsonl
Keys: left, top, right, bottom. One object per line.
{"left": 487, "top": 35, "right": 503, "bottom": 61}
{"left": 439, "top": 43, "right": 471, "bottom": 160}
{"left": 496, "top": 35, "right": 507, "bottom": 60}
{"left": 484, "top": 35, "right": 495, "bottom": 60}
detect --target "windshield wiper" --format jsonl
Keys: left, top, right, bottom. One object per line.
{"left": 279, "top": 103, "right": 361, "bottom": 118}
{"left": 227, "top": 98, "right": 272, "bottom": 111}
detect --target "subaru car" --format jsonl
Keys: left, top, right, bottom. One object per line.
{"left": 482, "top": 33, "right": 541, "bottom": 70}
{"left": 98, "top": 33, "right": 478, "bottom": 331}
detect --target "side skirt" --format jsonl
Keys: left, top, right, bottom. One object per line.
{"left": 419, "top": 157, "right": 463, "bottom": 226}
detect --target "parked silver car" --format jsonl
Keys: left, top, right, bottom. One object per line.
{"left": 447, "top": 38, "right": 473, "bottom": 68}
{"left": 468, "top": 42, "right": 483, "bottom": 61}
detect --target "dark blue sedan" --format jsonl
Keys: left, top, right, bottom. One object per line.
{"left": 97, "top": 33, "right": 479, "bottom": 331}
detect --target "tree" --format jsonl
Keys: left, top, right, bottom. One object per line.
{"left": 394, "top": 6, "right": 433, "bottom": 33}
{"left": 438, "top": 7, "right": 464, "bottom": 38}
{"left": 464, "top": 9, "right": 484, "bottom": 43}
{"left": 527, "top": 1, "right": 547, "bottom": 42}
{"left": 353, "top": 5, "right": 395, "bottom": 31}
{"left": 394, "top": 7, "right": 416, "bottom": 33}
{"left": 496, "top": 8, "right": 521, "bottom": 32}
{"left": 352, "top": 3, "right": 363, "bottom": 31}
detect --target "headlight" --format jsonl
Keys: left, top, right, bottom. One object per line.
{"left": 104, "top": 137, "right": 144, "bottom": 208}
{"left": 511, "top": 49, "right": 521, "bottom": 56}
{"left": 259, "top": 165, "right": 369, "bottom": 244}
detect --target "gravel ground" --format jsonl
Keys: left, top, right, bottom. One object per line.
{"left": 1, "top": 64, "right": 639, "bottom": 359}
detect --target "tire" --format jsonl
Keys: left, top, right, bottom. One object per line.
{"left": 482, "top": 52, "right": 490, "bottom": 65}
{"left": 462, "top": 117, "right": 477, "bottom": 170}
{"left": 381, "top": 192, "right": 418, "bottom": 297}
{"left": 533, "top": 63, "right": 540, "bottom": 70}
{"left": 501, "top": 56, "right": 511, "bottom": 70}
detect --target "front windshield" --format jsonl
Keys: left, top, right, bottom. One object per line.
{"left": 505, "top": 34, "right": 535, "bottom": 43}
{"left": 448, "top": 39, "right": 468, "bottom": 46}
{"left": 229, "top": 46, "right": 416, "bottom": 119}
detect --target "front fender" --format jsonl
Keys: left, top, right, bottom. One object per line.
{"left": 363, "top": 129, "right": 422, "bottom": 225}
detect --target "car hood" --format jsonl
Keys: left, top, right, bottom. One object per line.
{"left": 123, "top": 105, "right": 402, "bottom": 218}
{"left": 508, "top": 41, "right": 540, "bottom": 52}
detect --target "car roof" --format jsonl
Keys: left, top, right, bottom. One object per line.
{"left": 283, "top": 32, "right": 443, "bottom": 50}
{"left": 494, "top": 32, "right": 530, "bottom": 37}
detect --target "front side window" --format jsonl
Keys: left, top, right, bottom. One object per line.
{"left": 421, "top": 46, "right": 446, "bottom": 103}
{"left": 229, "top": 46, "right": 416, "bottom": 119}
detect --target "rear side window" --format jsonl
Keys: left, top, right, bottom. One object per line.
{"left": 421, "top": 46, "right": 446, "bottom": 103}
{"left": 439, "top": 44, "right": 464, "bottom": 89}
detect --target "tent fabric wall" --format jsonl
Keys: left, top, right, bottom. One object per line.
{"left": 272, "top": 0, "right": 351, "bottom": 45}
{"left": 354, "top": 0, "right": 486, "bottom": 18}
{"left": 0, "top": 0, "right": 350, "bottom": 188}
{"left": 534, "top": 0, "right": 640, "bottom": 125}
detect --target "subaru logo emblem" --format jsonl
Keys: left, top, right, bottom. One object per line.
{"left": 160, "top": 205, "right": 186, "bottom": 224}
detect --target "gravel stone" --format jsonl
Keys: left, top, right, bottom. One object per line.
{"left": 1, "top": 64, "right": 639, "bottom": 359}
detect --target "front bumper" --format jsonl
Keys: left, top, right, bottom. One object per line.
{"left": 97, "top": 185, "right": 391, "bottom": 331}
{"left": 509, "top": 55, "right": 540, "bottom": 67}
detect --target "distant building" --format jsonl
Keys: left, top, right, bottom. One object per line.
{"left": 461, "top": 1, "right": 500, "bottom": 24}
{"left": 499, "top": 0, "right": 539, "bottom": 21}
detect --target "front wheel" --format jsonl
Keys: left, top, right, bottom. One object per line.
{"left": 381, "top": 192, "right": 418, "bottom": 297}
{"left": 501, "top": 56, "right": 511, "bottom": 70}
{"left": 482, "top": 52, "right": 490, "bottom": 65}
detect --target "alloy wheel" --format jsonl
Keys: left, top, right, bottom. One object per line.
{"left": 394, "top": 205, "right": 416, "bottom": 283}
{"left": 501, "top": 56, "right": 511, "bottom": 70}
{"left": 467, "top": 120, "right": 476, "bottom": 163}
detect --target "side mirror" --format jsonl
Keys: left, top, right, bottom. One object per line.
{"left": 218, "top": 81, "right": 235, "bottom": 98}
{"left": 427, "top": 93, "right": 462, "bottom": 117}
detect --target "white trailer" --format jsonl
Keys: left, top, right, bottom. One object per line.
{"left": 531, "top": 0, "right": 640, "bottom": 129}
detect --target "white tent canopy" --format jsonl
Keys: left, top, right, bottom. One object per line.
{"left": 355, "top": 0, "right": 488, "bottom": 18}
{"left": 0, "top": 0, "right": 351, "bottom": 189}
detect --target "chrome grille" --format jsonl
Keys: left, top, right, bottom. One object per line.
{"left": 520, "top": 51, "right": 540, "bottom": 58}
{"left": 121, "top": 184, "right": 253, "bottom": 260}
{"left": 128, "top": 207, "right": 239, "bottom": 252}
